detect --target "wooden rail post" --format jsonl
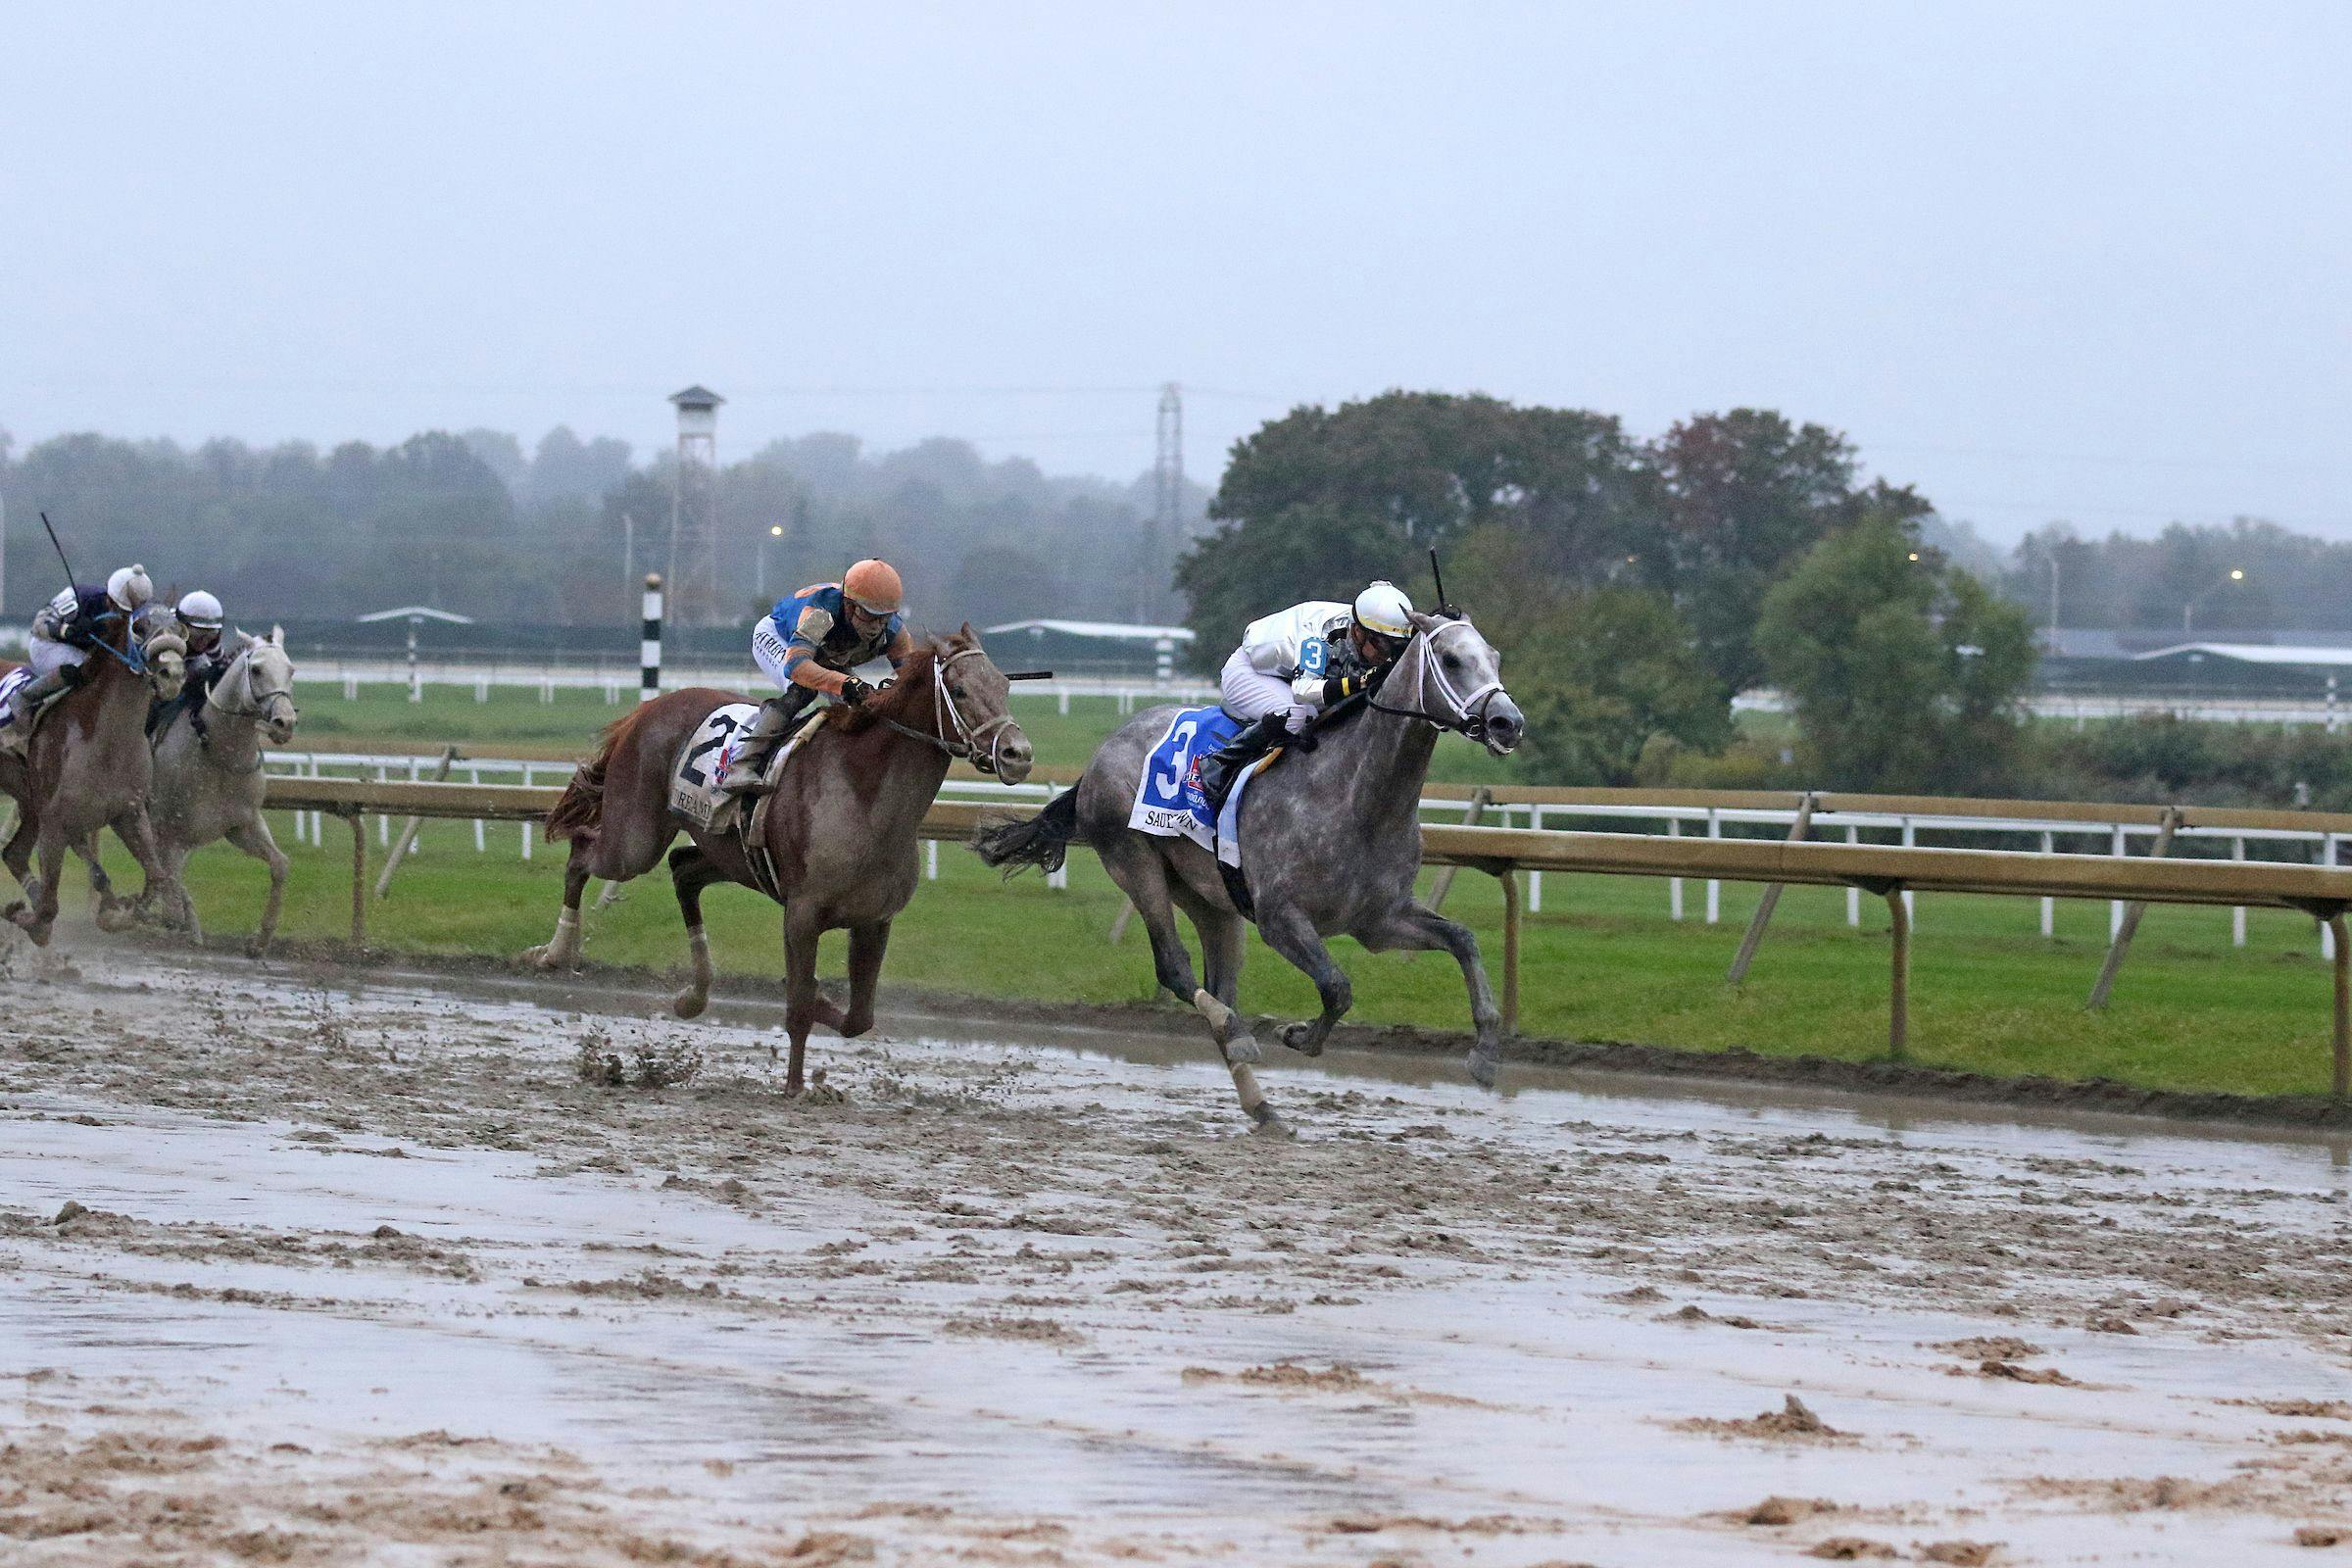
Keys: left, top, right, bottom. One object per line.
{"left": 1427, "top": 787, "right": 1493, "bottom": 911}
{"left": 2331, "top": 912, "right": 2350, "bottom": 1101}
{"left": 1497, "top": 865, "right": 1520, "bottom": 1036}
{"left": 344, "top": 808, "right": 367, "bottom": 946}
{"left": 1886, "top": 884, "right": 1910, "bottom": 1060}
{"left": 1848, "top": 876, "right": 1908, "bottom": 1059}
{"left": 2085, "top": 805, "right": 2183, "bottom": 1010}
{"left": 1726, "top": 792, "right": 1816, "bottom": 985}
{"left": 373, "top": 745, "right": 461, "bottom": 899}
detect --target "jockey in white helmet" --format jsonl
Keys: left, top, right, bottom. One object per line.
{"left": 1195, "top": 579, "right": 1415, "bottom": 806}
{"left": 3, "top": 564, "right": 153, "bottom": 751}
{"left": 143, "top": 590, "right": 236, "bottom": 740}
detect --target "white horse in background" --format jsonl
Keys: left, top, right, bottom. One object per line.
{"left": 138, "top": 628, "right": 300, "bottom": 954}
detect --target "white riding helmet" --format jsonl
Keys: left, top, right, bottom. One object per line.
{"left": 106, "top": 564, "right": 154, "bottom": 612}
{"left": 176, "top": 589, "right": 224, "bottom": 631}
{"left": 1351, "top": 580, "right": 1414, "bottom": 641}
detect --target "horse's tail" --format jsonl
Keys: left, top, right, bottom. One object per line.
{"left": 971, "top": 787, "right": 1081, "bottom": 877}
{"left": 544, "top": 718, "right": 628, "bottom": 846}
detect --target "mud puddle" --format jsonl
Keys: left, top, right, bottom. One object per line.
{"left": 3, "top": 942, "right": 2349, "bottom": 1563}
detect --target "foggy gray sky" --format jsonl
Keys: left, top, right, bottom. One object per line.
{"left": 3, "top": 2, "right": 2345, "bottom": 544}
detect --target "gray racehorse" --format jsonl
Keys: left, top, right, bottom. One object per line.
{"left": 133, "top": 630, "right": 300, "bottom": 953}
{"left": 974, "top": 612, "right": 1523, "bottom": 1133}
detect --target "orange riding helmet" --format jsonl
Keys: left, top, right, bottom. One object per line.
{"left": 842, "top": 559, "right": 904, "bottom": 615}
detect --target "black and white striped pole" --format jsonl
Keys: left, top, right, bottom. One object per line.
{"left": 640, "top": 572, "right": 662, "bottom": 705}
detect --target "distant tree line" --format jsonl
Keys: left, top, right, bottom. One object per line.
{"left": 2003, "top": 517, "right": 2350, "bottom": 635}
{"left": 0, "top": 423, "right": 1203, "bottom": 635}
{"left": 1177, "top": 393, "right": 2038, "bottom": 793}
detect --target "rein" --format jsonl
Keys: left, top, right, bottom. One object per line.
{"left": 872, "top": 646, "right": 1021, "bottom": 774}
{"left": 86, "top": 616, "right": 149, "bottom": 677}
{"left": 193, "top": 647, "right": 298, "bottom": 774}
{"left": 1366, "top": 618, "right": 1505, "bottom": 743}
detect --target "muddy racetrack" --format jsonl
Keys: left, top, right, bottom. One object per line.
{"left": 2, "top": 940, "right": 2349, "bottom": 1565}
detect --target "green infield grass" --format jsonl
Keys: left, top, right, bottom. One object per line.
{"left": 55, "top": 796, "right": 2352, "bottom": 1102}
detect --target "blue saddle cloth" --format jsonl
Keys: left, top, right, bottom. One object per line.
{"left": 1129, "top": 706, "right": 1244, "bottom": 845}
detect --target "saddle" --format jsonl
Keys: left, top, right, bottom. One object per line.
{"left": 708, "top": 709, "right": 829, "bottom": 903}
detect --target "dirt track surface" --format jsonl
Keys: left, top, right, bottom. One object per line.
{"left": 2, "top": 942, "right": 2349, "bottom": 1565}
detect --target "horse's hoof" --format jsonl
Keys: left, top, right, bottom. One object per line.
{"left": 1465, "top": 1048, "right": 1500, "bottom": 1090}
{"left": 1225, "top": 1032, "right": 1262, "bottom": 1065}
{"left": 672, "top": 989, "right": 709, "bottom": 1020}
{"left": 1249, "top": 1108, "right": 1298, "bottom": 1140}
{"left": 518, "top": 944, "right": 551, "bottom": 968}
{"left": 245, "top": 940, "right": 270, "bottom": 959}
{"left": 94, "top": 906, "right": 134, "bottom": 934}
{"left": 1280, "top": 1021, "right": 1324, "bottom": 1057}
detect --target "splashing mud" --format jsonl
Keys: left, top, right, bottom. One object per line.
{"left": 0, "top": 942, "right": 2348, "bottom": 1563}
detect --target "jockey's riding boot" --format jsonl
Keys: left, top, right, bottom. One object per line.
{"left": 1196, "top": 712, "right": 1291, "bottom": 811}
{"left": 2, "top": 666, "right": 78, "bottom": 753}
{"left": 719, "top": 693, "right": 807, "bottom": 796}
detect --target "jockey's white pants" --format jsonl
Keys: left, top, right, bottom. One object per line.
{"left": 26, "top": 636, "right": 84, "bottom": 679}
{"left": 5, "top": 637, "right": 82, "bottom": 726}
{"left": 1218, "top": 647, "right": 1312, "bottom": 732}
{"left": 751, "top": 619, "right": 798, "bottom": 693}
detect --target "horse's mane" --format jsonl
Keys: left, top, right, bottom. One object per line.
{"left": 825, "top": 641, "right": 952, "bottom": 735}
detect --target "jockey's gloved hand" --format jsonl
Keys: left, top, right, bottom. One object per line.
{"left": 1292, "top": 671, "right": 1371, "bottom": 707}
{"left": 838, "top": 677, "right": 873, "bottom": 706}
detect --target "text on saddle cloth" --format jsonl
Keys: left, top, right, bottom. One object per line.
{"left": 668, "top": 704, "right": 824, "bottom": 833}
{"left": 1128, "top": 706, "right": 1242, "bottom": 848}
{"left": 1127, "top": 705, "right": 1269, "bottom": 870}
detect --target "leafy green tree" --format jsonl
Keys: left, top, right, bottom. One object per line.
{"left": 1649, "top": 410, "right": 1927, "bottom": 693}
{"left": 1448, "top": 525, "right": 1727, "bottom": 784}
{"left": 1182, "top": 392, "right": 1650, "bottom": 666}
{"left": 1756, "top": 514, "right": 2037, "bottom": 791}
{"left": 1174, "top": 501, "right": 1410, "bottom": 669}
{"left": 1512, "top": 588, "right": 1731, "bottom": 785}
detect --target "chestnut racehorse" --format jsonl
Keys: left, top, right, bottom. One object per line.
{"left": 0, "top": 614, "right": 186, "bottom": 946}
{"left": 523, "top": 625, "right": 1034, "bottom": 1091}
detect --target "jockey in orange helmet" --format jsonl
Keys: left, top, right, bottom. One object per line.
{"left": 721, "top": 559, "right": 915, "bottom": 795}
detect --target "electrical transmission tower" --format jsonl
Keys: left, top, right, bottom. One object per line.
{"left": 1142, "top": 382, "right": 1183, "bottom": 622}
{"left": 666, "top": 384, "right": 724, "bottom": 625}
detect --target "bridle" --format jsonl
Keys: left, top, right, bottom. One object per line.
{"left": 1367, "top": 617, "right": 1507, "bottom": 744}
{"left": 85, "top": 612, "right": 150, "bottom": 677}
{"left": 874, "top": 645, "right": 1023, "bottom": 774}
{"left": 196, "top": 643, "right": 300, "bottom": 771}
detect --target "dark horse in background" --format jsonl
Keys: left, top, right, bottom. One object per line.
{"left": 523, "top": 625, "right": 1035, "bottom": 1091}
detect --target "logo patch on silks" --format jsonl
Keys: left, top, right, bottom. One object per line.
{"left": 1128, "top": 706, "right": 1244, "bottom": 852}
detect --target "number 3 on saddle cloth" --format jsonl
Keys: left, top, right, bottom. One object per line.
{"left": 1127, "top": 706, "right": 1281, "bottom": 914}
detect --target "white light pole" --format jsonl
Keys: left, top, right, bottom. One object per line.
{"left": 759, "top": 523, "right": 782, "bottom": 599}
{"left": 2183, "top": 567, "right": 2246, "bottom": 634}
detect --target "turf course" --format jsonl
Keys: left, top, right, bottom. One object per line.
{"left": 72, "top": 789, "right": 2349, "bottom": 1102}
{"left": 24, "top": 677, "right": 2336, "bottom": 1102}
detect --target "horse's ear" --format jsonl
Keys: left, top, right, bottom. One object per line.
{"left": 270, "top": 625, "right": 284, "bottom": 647}
{"left": 959, "top": 620, "right": 977, "bottom": 644}
{"left": 1406, "top": 610, "right": 1439, "bottom": 633}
